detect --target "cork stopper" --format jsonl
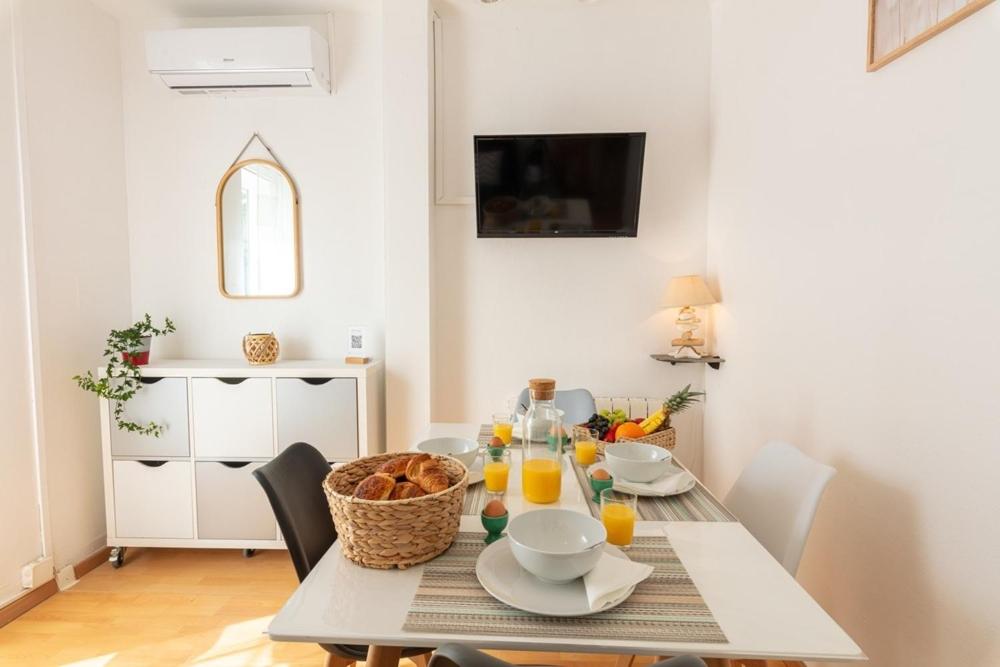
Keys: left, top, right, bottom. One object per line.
{"left": 528, "top": 378, "right": 556, "bottom": 401}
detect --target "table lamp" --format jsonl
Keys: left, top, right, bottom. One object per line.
{"left": 664, "top": 275, "right": 717, "bottom": 358}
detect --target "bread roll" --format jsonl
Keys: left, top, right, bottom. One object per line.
{"left": 354, "top": 473, "right": 395, "bottom": 500}
{"left": 405, "top": 453, "right": 435, "bottom": 482}
{"left": 376, "top": 456, "right": 413, "bottom": 480}
{"left": 415, "top": 467, "right": 450, "bottom": 494}
{"left": 389, "top": 481, "right": 425, "bottom": 500}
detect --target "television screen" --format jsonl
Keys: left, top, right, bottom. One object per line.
{"left": 474, "top": 132, "right": 645, "bottom": 238}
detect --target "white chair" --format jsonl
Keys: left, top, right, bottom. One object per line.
{"left": 513, "top": 387, "right": 596, "bottom": 427}
{"left": 724, "top": 441, "right": 836, "bottom": 576}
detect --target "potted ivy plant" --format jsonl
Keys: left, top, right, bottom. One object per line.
{"left": 74, "top": 314, "right": 176, "bottom": 437}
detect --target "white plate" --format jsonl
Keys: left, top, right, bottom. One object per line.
{"left": 475, "top": 538, "right": 634, "bottom": 616}
{"left": 587, "top": 462, "right": 696, "bottom": 497}
{"left": 466, "top": 457, "right": 485, "bottom": 485}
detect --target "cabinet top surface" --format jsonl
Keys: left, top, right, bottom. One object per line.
{"left": 103, "top": 359, "right": 381, "bottom": 378}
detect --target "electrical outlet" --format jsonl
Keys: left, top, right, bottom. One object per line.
{"left": 20, "top": 556, "right": 54, "bottom": 589}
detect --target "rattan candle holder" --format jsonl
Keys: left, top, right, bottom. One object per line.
{"left": 242, "top": 332, "right": 279, "bottom": 365}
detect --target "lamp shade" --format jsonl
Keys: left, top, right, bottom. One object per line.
{"left": 664, "top": 275, "right": 717, "bottom": 307}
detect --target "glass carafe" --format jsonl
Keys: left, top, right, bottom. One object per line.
{"left": 521, "top": 378, "right": 563, "bottom": 504}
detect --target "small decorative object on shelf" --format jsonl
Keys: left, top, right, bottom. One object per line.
{"left": 664, "top": 274, "right": 718, "bottom": 358}
{"left": 651, "top": 353, "right": 725, "bottom": 370}
{"left": 242, "top": 332, "right": 279, "bottom": 365}
{"left": 346, "top": 325, "right": 369, "bottom": 365}
{"left": 73, "top": 314, "right": 176, "bottom": 437}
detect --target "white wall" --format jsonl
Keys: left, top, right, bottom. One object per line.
{"left": 119, "top": 3, "right": 385, "bottom": 362}
{"left": 17, "top": 0, "right": 132, "bottom": 571}
{"left": 704, "top": 2, "right": 1000, "bottom": 665}
{"left": 430, "top": 0, "right": 711, "bottom": 469}
{"left": 0, "top": 0, "right": 45, "bottom": 605}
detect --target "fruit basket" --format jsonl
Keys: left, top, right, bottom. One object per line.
{"left": 323, "top": 452, "right": 468, "bottom": 569}
{"left": 576, "top": 385, "right": 701, "bottom": 456}
{"left": 616, "top": 427, "right": 676, "bottom": 451}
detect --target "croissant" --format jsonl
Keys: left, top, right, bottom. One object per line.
{"left": 376, "top": 456, "right": 414, "bottom": 480}
{"left": 415, "top": 467, "right": 451, "bottom": 494}
{"left": 389, "top": 481, "right": 425, "bottom": 500}
{"left": 354, "top": 473, "right": 395, "bottom": 500}
{"left": 405, "top": 453, "right": 435, "bottom": 483}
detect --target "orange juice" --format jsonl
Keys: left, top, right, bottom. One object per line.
{"left": 492, "top": 422, "right": 513, "bottom": 445}
{"left": 574, "top": 440, "right": 598, "bottom": 466}
{"left": 601, "top": 503, "right": 636, "bottom": 546}
{"left": 483, "top": 460, "right": 510, "bottom": 493}
{"left": 521, "top": 458, "right": 562, "bottom": 504}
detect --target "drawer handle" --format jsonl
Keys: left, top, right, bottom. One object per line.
{"left": 138, "top": 460, "right": 168, "bottom": 467}
{"left": 300, "top": 377, "right": 333, "bottom": 386}
{"left": 140, "top": 377, "right": 164, "bottom": 385}
{"left": 216, "top": 377, "right": 249, "bottom": 385}
{"left": 219, "top": 461, "right": 252, "bottom": 469}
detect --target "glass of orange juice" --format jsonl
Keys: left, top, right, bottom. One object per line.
{"left": 492, "top": 412, "right": 514, "bottom": 445}
{"left": 600, "top": 488, "right": 637, "bottom": 548}
{"left": 483, "top": 448, "right": 511, "bottom": 495}
{"left": 573, "top": 428, "right": 599, "bottom": 466}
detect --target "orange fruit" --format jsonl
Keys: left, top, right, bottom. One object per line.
{"left": 615, "top": 422, "right": 646, "bottom": 440}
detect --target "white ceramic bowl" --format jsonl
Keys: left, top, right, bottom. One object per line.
{"left": 414, "top": 437, "right": 479, "bottom": 469}
{"left": 507, "top": 509, "right": 606, "bottom": 583}
{"left": 604, "top": 442, "right": 673, "bottom": 483}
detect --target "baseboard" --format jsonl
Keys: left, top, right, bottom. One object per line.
{"left": 0, "top": 546, "right": 111, "bottom": 628}
{"left": 74, "top": 547, "right": 111, "bottom": 579}
{"left": 0, "top": 579, "right": 58, "bottom": 629}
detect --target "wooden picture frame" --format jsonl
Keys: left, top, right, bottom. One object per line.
{"left": 867, "top": 0, "right": 995, "bottom": 71}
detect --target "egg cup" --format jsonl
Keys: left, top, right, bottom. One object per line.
{"left": 589, "top": 474, "right": 615, "bottom": 503}
{"left": 481, "top": 510, "right": 509, "bottom": 544}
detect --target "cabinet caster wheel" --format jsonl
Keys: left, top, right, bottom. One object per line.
{"left": 242, "top": 548, "right": 256, "bottom": 558}
{"left": 109, "top": 547, "right": 126, "bottom": 569}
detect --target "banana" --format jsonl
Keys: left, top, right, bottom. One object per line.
{"left": 640, "top": 409, "right": 665, "bottom": 433}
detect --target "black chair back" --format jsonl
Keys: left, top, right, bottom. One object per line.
{"left": 252, "top": 442, "right": 336, "bottom": 582}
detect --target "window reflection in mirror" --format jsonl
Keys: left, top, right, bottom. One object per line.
{"left": 216, "top": 159, "right": 300, "bottom": 298}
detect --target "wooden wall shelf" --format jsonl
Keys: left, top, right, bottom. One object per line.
{"left": 651, "top": 354, "right": 725, "bottom": 370}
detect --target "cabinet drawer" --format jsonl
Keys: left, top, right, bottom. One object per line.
{"left": 191, "top": 378, "right": 273, "bottom": 458}
{"left": 113, "top": 460, "right": 193, "bottom": 538}
{"left": 195, "top": 462, "right": 275, "bottom": 540}
{"left": 109, "top": 378, "right": 189, "bottom": 458}
{"left": 276, "top": 378, "right": 358, "bottom": 461}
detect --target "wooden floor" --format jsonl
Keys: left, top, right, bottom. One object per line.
{"left": 0, "top": 548, "right": 800, "bottom": 667}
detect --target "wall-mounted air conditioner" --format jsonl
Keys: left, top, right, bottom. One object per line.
{"left": 145, "top": 26, "right": 332, "bottom": 95}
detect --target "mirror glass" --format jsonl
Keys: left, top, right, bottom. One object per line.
{"left": 217, "top": 160, "right": 299, "bottom": 298}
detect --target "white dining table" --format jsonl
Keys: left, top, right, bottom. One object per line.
{"left": 268, "top": 423, "right": 865, "bottom": 666}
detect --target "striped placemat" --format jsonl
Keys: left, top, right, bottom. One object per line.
{"left": 478, "top": 423, "right": 522, "bottom": 447}
{"left": 570, "top": 457, "right": 736, "bottom": 522}
{"left": 462, "top": 479, "right": 492, "bottom": 515}
{"left": 402, "top": 532, "right": 727, "bottom": 643}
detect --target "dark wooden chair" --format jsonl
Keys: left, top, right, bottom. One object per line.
{"left": 253, "top": 442, "right": 431, "bottom": 667}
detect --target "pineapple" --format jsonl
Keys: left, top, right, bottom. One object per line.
{"left": 661, "top": 384, "right": 705, "bottom": 428}
{"left": 638, "top": 385, "right": 705, "bottom": 434}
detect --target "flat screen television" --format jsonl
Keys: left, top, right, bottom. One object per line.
{"left": 474, "top": 132, "right": 646, "bottom": 238}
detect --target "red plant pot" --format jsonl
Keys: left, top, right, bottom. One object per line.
{"left": 121, "top": 336, "right": 152, "bottom": 366}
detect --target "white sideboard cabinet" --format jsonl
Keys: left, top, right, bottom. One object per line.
{"left": 100, "top": 360, "right": 383, "bottom": 567}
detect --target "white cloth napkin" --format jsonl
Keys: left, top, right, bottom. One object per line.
{"left": 583, "top": 552, "right": 654, "bottom": 611}
{"left": 614, "top": 468, "right": 695, "bottom": 496}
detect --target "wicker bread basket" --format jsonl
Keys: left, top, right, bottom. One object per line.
{"left": 323, "top": 452, "right": 468, "bottom": 569}
{"left": 575, "top": 425, "right": 677, "bottom": 455}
